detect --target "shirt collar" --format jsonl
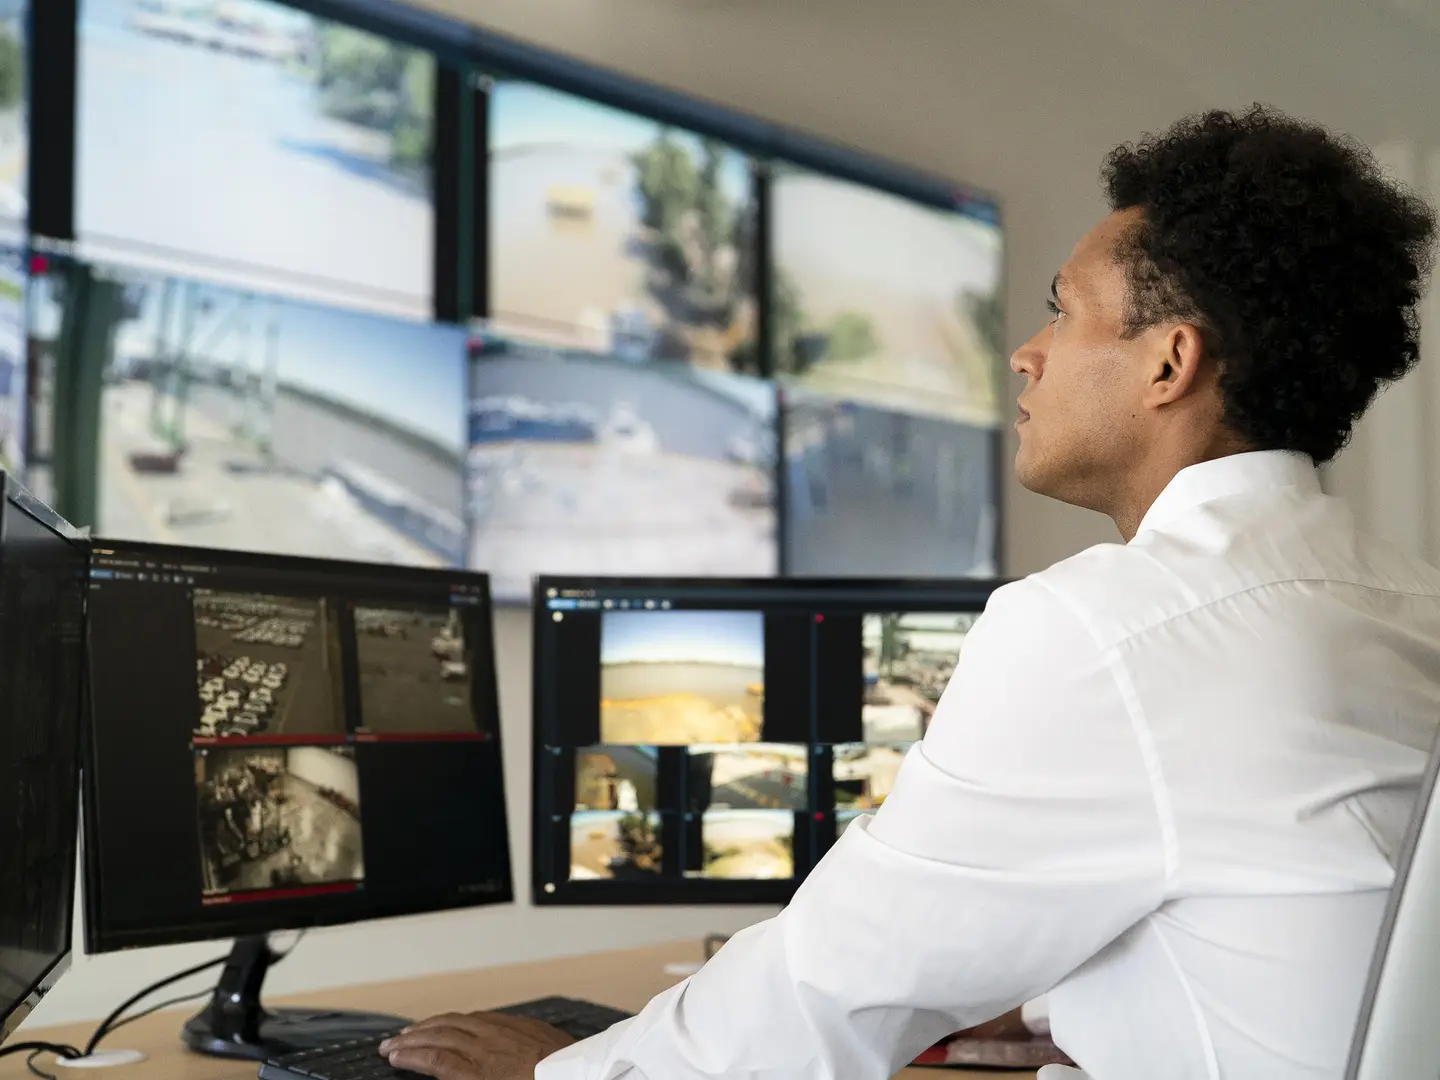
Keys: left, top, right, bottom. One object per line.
{"left": 1133, "top": 449, "right": 1321, "bottom": 539}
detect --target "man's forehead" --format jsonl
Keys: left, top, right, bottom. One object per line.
{"left": 1058, "top": 210, "right": 1141, "bottom": 295}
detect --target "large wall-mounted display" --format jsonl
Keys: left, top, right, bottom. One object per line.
{"left": 468, "top": 326, "right": 777, "bottom": 603}
{"left": 782, "top": 388, "right": 998, "bottom": 578}
{"left": 31, "top": 256, "right": 467, "bottom": 566}
{"left": 771, "top": 165, "right": 1004, "bottom": 425}
{"left": 0, "top": 1, "right": 26, "bottom": 241}
{"left": 488, "top": 80, "right": 759, "bottom": 374}
{"left": 769, "top": 167, "right": 1004, "bottom": 577}
{"left": 0, "top": 246, "right": 24, "bottom": 474}
{"left": 75, "top": 0, "right": 436, "bottom": 319}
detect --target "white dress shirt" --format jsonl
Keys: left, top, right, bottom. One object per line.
{"left": 536, "top": 450, "right": 1440, "bottom": 1080}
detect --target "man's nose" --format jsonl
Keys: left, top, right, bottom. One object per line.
{"left": 1010, "top": 326, "right": 1048, "bottom": 378}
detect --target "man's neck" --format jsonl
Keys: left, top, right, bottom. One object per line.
{"left": 1106, "top": 439, "right": 1253, "bottom": 542}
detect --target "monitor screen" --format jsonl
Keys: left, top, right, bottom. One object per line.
{"left": 75, "top": 0, "right": 436, "bottom": 319}
{"left": 0, "top": 247, "right": 25, "bottom": 476}
{"left": 81, "top": 541, "right": 511, "bottom": 952}
{"left": 468, "top": 328, "right": 778, "bottom": 603}
{"left": 0, "top": 478, "right": 87, "bottom": 1034}
{"left": 75, "top": 259, "right": 467, "bottom": 566}
{"left": 782, "top": 388, "right": 1000, "bottom": 577}
{"left": 0, "top": 1, "right": 26, "bottom": 241}
{"left": 770, "top": 165, "right": 1005, "bottom": 425}
{"left": 531, "top": 575, "right": 999, "bottom": 905}
{"left": 20, "top": 254, "right": 58, "bottom": 506}
{"left": 488, "top": 80, "right": 759, "bottom": 372}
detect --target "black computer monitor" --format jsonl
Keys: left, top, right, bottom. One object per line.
{"left": 79, "top": 541, "right": 512, "bottom": 1060}
{"left": 530, "top": 575, "right": 1002, "bottom": 906}
{"left": 0, "top": 474, "right": 88, "bottom": 1043}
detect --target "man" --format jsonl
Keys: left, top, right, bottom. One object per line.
{"left": 382, "top": 107, "right": 1440, "bottom": 1079}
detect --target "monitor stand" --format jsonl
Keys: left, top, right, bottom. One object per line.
{"left": 181, "top": 935, "right": 410, "bottom": 1061}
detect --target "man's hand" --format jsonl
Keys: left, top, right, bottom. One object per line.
{"left": 378, "top": 1012, "right": 577, "bottom": 1080}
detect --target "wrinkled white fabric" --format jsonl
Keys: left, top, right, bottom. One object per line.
{"left": 538, "top": 451, "right": 1440, "bottom": 1080}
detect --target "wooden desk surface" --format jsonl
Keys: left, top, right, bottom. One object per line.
{"left": 1, "top": 942, "right": 1027, "bottom": 1080}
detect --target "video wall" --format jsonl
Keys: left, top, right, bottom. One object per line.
{"left": 14, "top": 0, "right": 1006, "bottom": 598}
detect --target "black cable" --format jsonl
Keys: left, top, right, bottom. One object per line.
{"left": 271, "top": 929, "right": 307, "bottom": 961}
{"left": 82, "top": 954, "right": 228, "bottom": 1056}
{"left": 83, "top": 930, "right": 308, "bottom": 1055}
{"left": 96, "top": 984, "right": 217, "bottom": 1038}
{"left": 0, "top": 1042, "right": 79, "bottom": 1063}
{"left": 26, "top": 1048, "right": 58, "bottom": 1080}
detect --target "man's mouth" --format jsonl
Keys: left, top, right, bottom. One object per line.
{"left": 1016, "top": 404, "right": 1030, "bottom": 424}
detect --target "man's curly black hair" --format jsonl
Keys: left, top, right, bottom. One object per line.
{"left": 1102, "top": 105, "right": 1436, "bottom": 463}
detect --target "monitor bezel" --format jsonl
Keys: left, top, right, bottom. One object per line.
{"left": 529, "top": 573, "right": 1005, "bottom": 907}
{"left": 0, "top": 472, "right": 88, "bottom": 1037}
{"left": 79, "top": 539, "right": 514, "bottom": 954}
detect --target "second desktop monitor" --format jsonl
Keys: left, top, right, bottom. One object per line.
{"left": 531, "top": 576, "right": 1002, "bottom": 905}
{"left": 81, "top": 542, "right": 512, "bottom": 953}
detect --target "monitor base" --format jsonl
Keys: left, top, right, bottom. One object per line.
{"left": 182, "top": 1005, "right": 409, "bottom": 1061}
{"left": 179, "top": 935, "right": 410, "bottom": 1061}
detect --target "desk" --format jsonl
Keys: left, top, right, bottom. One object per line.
{"left": 1, "top": 943, "right": 1028, "bottom": 1080}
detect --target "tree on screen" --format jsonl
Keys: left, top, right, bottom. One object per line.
{"left": 635, "top": 131, "right": 699, "bottom": 259}
{"left": 695, "top": 139, "right": 730, "bottom": 293}
{"left": 878, "top": 614, "right": 902, "bottom": 678}
{"left": 768, "top": 268, "right": 806, "bottom": 374}
{"left": 313, "top": 25, "right": 433, "bottom": 176}
{"left": 957, "top": 287, "right": 1006, "bottom": 411}
{"left": 962, "top": 288, "right": 1006, "bottom": 363}
{"left": 634, "top": 129, "right": 757, "bottom": 366}
{"left": 0, "top": 24, "right": 20, "bottom": 111}
{"left": 824, "top": 310, "right": 879, "bottom": 363}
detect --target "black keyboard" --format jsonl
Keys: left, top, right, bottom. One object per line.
{"left": 257, "top": 997, "right": 634, "bottom": 1080}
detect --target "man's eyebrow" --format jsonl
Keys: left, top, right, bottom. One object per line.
{"left": 1051, "top": 272, "right": 1069, "bottom": 299}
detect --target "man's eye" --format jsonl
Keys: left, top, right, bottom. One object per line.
{"left": 1045, "top": 299, "right": 1065, "bottom": 320}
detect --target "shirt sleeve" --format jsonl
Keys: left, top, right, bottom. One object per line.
{"left": 535, "top": 577, "right": 1169, "bottom": 1080}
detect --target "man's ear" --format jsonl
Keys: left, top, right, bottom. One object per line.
{"left": 1144, "top": 322, "right": 1207, "bottom": 407}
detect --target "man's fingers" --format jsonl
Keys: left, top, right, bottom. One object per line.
{"left": 385, "top": 1044, "right": 474, "bottom": 1080}
{"left": 398, "top": 1012, "right": 480, "bottom": 1035}
{"left": 396, "top": 1010, "right": 567, "bottom": 1043}
{"left": 382, "top": 1025, "right": 489, "bottom": 1057}
{"left": 472, "top": 1012, "right": 568, "bottom": 1040}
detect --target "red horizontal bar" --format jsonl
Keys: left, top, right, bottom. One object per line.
{"left": 352, "top": 732, "right": 488, "bottom": 743}
{"left": 200, "top": 881, "right": 360, "bottom": 906}
{"left": 192, "top": 734, "right": 349, "bottom": 747}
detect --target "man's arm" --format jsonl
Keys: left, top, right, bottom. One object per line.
{"left": 540, "top": 577, "right": 1169, "bottom": 1079}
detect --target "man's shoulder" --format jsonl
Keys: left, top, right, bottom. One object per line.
{"left": 970, "top": 545, "right": 1148, "bottom": 654}
{"left": 1011, "top": 519, "right": 1440, "bottom": 654}
{"left": 1010, "top": 539, "right": 1232, "bottom": 652}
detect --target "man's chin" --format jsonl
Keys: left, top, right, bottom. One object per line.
{"left": 1014, "top": 456, "right": 1068, "bottom": 503}
{"left": 1013, "top": 451, "right": 1045, "bottom": 495}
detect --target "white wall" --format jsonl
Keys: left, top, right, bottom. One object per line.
{"left": 287, "top": 747, "right": 360, "bottom": 805}
{"left": 1323, "top": 146, "right": 1440, "bottom": 559}
{"left": 24, "top": 0, "right": 1440, "bottom": 1030}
